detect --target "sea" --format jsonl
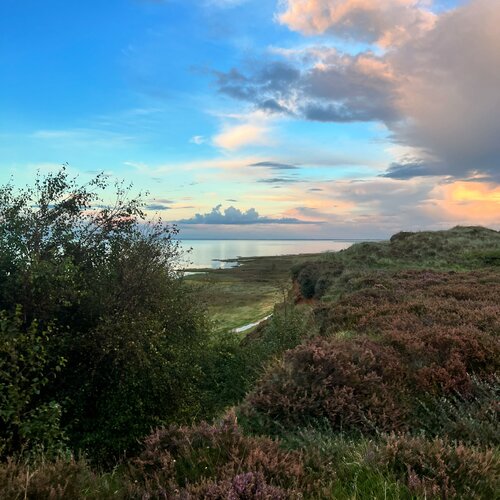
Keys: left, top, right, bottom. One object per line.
{"left": 178, "top": 239, "right": 358, "bottom": 269}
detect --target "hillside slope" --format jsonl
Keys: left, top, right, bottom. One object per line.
{"left": 2, "top": 226, "right": 499, "bottom": 499}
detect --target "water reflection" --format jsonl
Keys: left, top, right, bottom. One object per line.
{"left": 180, "top": 240, "right": 356, "bottom": 269}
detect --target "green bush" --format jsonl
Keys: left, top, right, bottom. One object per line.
{"left": 0, "top": 308, "right": 66, "bottom": 458}
{"left": 0, "top": 168, "right": 212, "bottom": 463}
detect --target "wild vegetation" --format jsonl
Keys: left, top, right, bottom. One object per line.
{"left": 0, "top": 169, "right": 498, "bottom": 498}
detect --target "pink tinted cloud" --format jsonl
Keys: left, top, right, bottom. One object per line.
{"left": 278, "top": 0, "right": 436, "bottom": 47}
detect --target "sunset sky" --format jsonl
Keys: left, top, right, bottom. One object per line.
{"left": 1, "top": 0, "right": 499, "bottom": 238}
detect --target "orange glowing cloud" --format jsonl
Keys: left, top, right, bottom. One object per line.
{"left": 432, "top": 181, "right": 500, "bottom": 224}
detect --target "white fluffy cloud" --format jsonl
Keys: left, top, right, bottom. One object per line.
{"left": 178, "top": 204, "right": 323, "bottom": 224}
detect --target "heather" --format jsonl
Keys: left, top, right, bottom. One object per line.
{"left": 1, "top": 169, "right": 499, "bottom": 498}
{"left": 243, "top": 268, "right": 500, "bottom": 438}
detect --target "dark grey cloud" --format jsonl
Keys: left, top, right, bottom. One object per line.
{"left": 257, "top": 177, "right": 300, "bottom": 184}
{"left": 259, "top": 99, "right": 291, "bottom": 114}
{"left": 308, "top": 187, "right": 324, "bottom": 192}
{"left": 385, "top": 0, "right": 500, "bottom": 181}
{"left": 145, "top": 203, "right": 171, "bottom": 211}
{"left": 380, "top": 161, "right": 444, "bottom": 180}
{"left": 215, "top": 52, "right": 400, "bottom": 123}
{"left": 249, "top": 161, "right": 298, "bottom": 170}
{"left": 178, "top": 204, "right": 322, "bottom": 225}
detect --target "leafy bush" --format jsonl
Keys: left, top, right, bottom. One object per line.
{"left": 292, "top": 261, "right": 344, "bottom": 300}
{"left": 0, "top": 308, "right": 66, "bottom": 457}
{"left": 243, "top": 336, "right": 410, "bottom": 434}
{"left": 199, "top": 301, "right": 311, "bottom": 421}
{"left": 184, "top": 472, "right": 296, "bottom": 499}
{"left": 292, "top": 226, "right": 500, "bottom": 301}
{"left": 0, "top": 168, "right": 212, "bottom": 462}
{"left": 415, "top": 376, "right": 500, "bottom": 446}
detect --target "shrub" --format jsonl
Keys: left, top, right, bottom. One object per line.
{"left": 243, "top": 336, "right": 410, "bottom": 434}
{"left": 0, "top": 456, "right": 120, "bottom": 500}
{"left": 0, "top": 168, "right": 212, "bottom": 463}
{"left": 243, "top": 270, "right": 500, "bottom": 437}
{"left": 293, "top": 261, "right": 344, "bottom": 300}
{"left": 415, "top": 376, "right": 500, "bottom": 446}
{"left": 0, "top": 308, "right": 66, "bottom": 458}
{"left": 183, "top": 472, "right": 298, "bottom": 499}
{"left": 373, "top": 435, "right": 500, "bottom": 499}
{"left": 126, "top": 412, "right": 306, "bottom": 497}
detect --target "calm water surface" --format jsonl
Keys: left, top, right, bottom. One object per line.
{"left": 179, "top": 240, "right": 357, "bottom": 269}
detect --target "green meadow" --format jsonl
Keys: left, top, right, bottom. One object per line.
{"left": 186, "top": 253, "right": 318, "bottom": 333}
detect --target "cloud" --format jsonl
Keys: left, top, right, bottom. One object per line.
{"left": 249, "top": 161, "right": 298, "bottom": 170}
{"left": 178, "top": 204, "right": 323, "bottom": 224}
{"left": 215, "top": 0, "right": 500, "bottom": 182}
{"left": 215, "top": 49, "right": 400, "bottom": 124}
{"left": 278, "top": 0, "right": 436, "bottom": 48}
{"left": 213, "top": 122, "right": 270, "bottom": 150}
{"left": 145, "top": 203, "right": 171, "bottom": 211}
{"left": 257, "top": 177, "right": 300, "bottom": 184}
{"left": 386, "top": 0, "right": 500, "bottom": 181}
{"left": 380, "top": 160, "right": 444, "bottom": 179}
{"left": 190, "top": 135, "right": 206, "bottom": 145}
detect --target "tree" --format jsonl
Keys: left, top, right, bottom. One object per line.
{"left": 0, "top": 167, "right": 211, "bottom": 462}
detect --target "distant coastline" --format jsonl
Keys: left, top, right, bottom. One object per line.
{"left": 179, "top": 239, "right": 362, "bottom": 269}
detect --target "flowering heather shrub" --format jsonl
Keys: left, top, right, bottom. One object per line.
{"left": 244, "top": 337, "right": 410, "bottom": 433}
{"left": 373, "top": 435, "right": 500, "bottom": 499}
{"left": 127, "top": 412, "right": 306, "bottom": 498}
{"left": 320, "top": 270, "right": 500, "bottom": 336}
{"left": 0, "top": 457, "right": 114, "bottom": 499}
{"left": 185, "top": 472, "right": 298, "bottom": 499}
{"left": 244, "top": 269, "right": 500, "bottom": 436}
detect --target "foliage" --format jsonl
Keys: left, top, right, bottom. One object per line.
{"left": 0, "top": 308, "right": 66, "bottom": 457}
{"left": 198, "top": 302, "right": 310, "bottom": 420}
{"left": 415, "top": 376, "right": 500, "bottom": 446}
{"left": 374, "top": 435, "right": 500, "bottom": 499}
{"left": 243, "top": 268, "right": 500, "bottom": 437}
{"left": 242, "top": 335, "right": 410, "bottom": 434}
{"left": 0, "top": 167, "right": 211, "bottom": 462}
{"left": 293, "top": 226, "right": 500, "bottom": 301}
{"left": 1, "top": 168, "right": 498, "bottom": 497}
{"left": 0, "top": 456, "right": 122, "bottom": 500}
{"left": 126, "top": 412, "right": 304, "bottom": 498}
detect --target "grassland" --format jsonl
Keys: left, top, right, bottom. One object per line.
{"left": 186, "top": 253, "right": 324, "bottom": 333}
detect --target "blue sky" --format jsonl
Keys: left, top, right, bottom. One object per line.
{"left": 1, "top": 0, "right": 498, "bottom": 238}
